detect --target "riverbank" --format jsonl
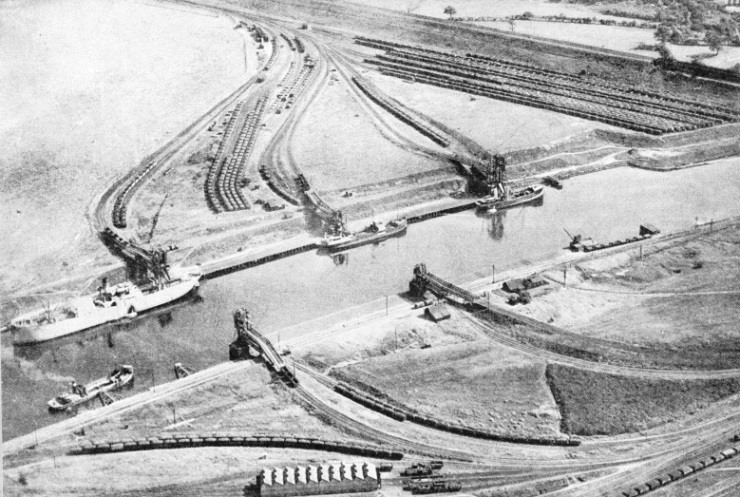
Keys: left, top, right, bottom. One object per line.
{"left": 6, "top": 213, "right": 738, "bottom": 448}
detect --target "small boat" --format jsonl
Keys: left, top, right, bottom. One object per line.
{"left": 475, "top": 184, "right": 544, "bottom": 212}
{"left": 322, "top": 218, "right": 408, "bottom": 252}
{"left": 11, "top": 272, "right": 201, "bottom": 345}
{"left": 48, "top": 365, "right": 134, "bottom": 412}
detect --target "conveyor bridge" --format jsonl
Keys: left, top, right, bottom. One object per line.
{"left": 230, "top": 308, "right": 299, "bottom": 387}
{"left": 409, "top": 263, "right": 569, "bottom": 335}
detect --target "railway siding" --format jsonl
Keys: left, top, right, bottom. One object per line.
{"left": 355, "top": 37, "right": 739, "bottom": 136}
{"left": 76, "top": 434, "right": 404, "bottom": 459}
{"left": 206, "top": 96, "right": 268, "bottom": 213}
{"left": 333, "top": 381, "right": 578, "bottom": 446}
{"left": 619, "top": 445, "right": 740, "bottom": 496}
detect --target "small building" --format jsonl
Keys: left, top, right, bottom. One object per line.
{"left": 425, "top": 303, "right": 451, "bottom": 322}
{"left": 264, "top": 201, "right": 286, "bottom": 211}
{"left": 640, "top": 223, "right": 660, "bottom": 236}
{"left": 259, "top": 461, "right": 380, "bottom": 497}
{"left": 502, "top": 278, "right": 525, "bottom": 293}
{"left": 523, "top": 274, "right": 547, "bottom": 290}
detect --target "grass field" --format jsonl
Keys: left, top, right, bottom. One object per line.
{"left": 546, "top": 364, "right": 740, "bottom": 435}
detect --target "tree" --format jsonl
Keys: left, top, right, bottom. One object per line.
{"left": 443, "top": 5, "right": 456, "bottom": 19}
{"left": 655, "top": 23, "right": 672, "bottom": 46}
{"left": 706, "top": 30, "right": 723, "bottom": 55}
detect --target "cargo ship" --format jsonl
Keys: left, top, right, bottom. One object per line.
{"left": 475, "top": 184, "right": 544, "bottom": 212}
{"left": 10, "top": 273, "right": 201, "bottom": 345}
{"left": 48, "top": 365, "right": 134, "bottom": 412}
{"left": 322, "top": 218, "right": 408, "bottom": 252}
{"left": 474, "top": 154, "right": 544, "bottom": 212}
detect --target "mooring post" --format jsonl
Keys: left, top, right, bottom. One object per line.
{"left": 563, "top": 266, "right": 567, "bottom": 287}
{"left": 492, "top": 264, "right": 495, "bottom": 283}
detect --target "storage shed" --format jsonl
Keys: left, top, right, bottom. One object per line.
{"left": 425, "top": 303, "right": 451, "bottom": 322}
{"left": 259, "top": 461, "right": 380, "bottom": 497}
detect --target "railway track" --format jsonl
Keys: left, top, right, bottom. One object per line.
{"left": 356, "top": 37, "right": 739, "bottom": 136}
{"left": 258, "top": 28, "right": 328, "bottom": 206}
{"left": 94, "top": 58, "right": 270, "bottom": 233}
{"left": 291, "top": 374, "right": 474, "bottom": 462}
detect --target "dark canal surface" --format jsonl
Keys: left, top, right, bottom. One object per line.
{"left": 4, "top": 159, "right": 740, "bottom": 440}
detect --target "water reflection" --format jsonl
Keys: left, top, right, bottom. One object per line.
{"left": 489, "top": 211, "right": 507, "bottom": 240}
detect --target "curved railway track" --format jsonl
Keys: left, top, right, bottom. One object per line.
{"left": 93, "top": 61, "right": 270, "bottom": 234}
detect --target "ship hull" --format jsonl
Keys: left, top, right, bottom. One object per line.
{"left": 12, "top": 278, "right": 199, "bottom": 345}
{"left": 325, "top": 222, "right": 407, "bottom": 253}
{"left": 475, "top": 185, "right": 544, "bottom": 211}
{"left": 48, "top": 366, "right": 134, "bottom": 411}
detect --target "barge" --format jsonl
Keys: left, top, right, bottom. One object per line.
{"left": 567, "top": 224, "right": 661, "bottom": 252}
{"left": 322, "top": 218, "right": 408, "bottom": 252}
{"left": 48, "top": 365, "right": 133, "bottom": 412}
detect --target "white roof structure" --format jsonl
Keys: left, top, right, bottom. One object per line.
{"left": 330, "top": 463, "right": 342, "bottom": 481}
{"left": 307, "top": 466, "right": 318, "bottom": 483}
{"left": 262, "top": 469, "right": 273, "bottom": 486}
{"left": 284, "top": 467, "right": 295, "bottom": 485}
{"left": 260, "top": 460, "right": 380, "bottom": 490}
{"left": 365, "top": 463, "right": 378, "bottom": 480}
{"left": 274, "top": 468, "right": 284, "bottom": 485}
{"left": 295, "top": 466, "right": 307, "bottom": 484}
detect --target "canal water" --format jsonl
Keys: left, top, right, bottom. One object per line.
{"left": 3, "top": 159, "right": 740, "bottom": 440}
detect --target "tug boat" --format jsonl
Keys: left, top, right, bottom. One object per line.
{"left": 11, "top": 273, "right": 201, "bottom": 345}
{"left": 475, "top": 184, "right": 544, "bottom": 212}
{"left": 322, "top": 218, "right": 408, "bottom": 252}
{"left": 48, "top": 365, "right": 134, "bottom": 412}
